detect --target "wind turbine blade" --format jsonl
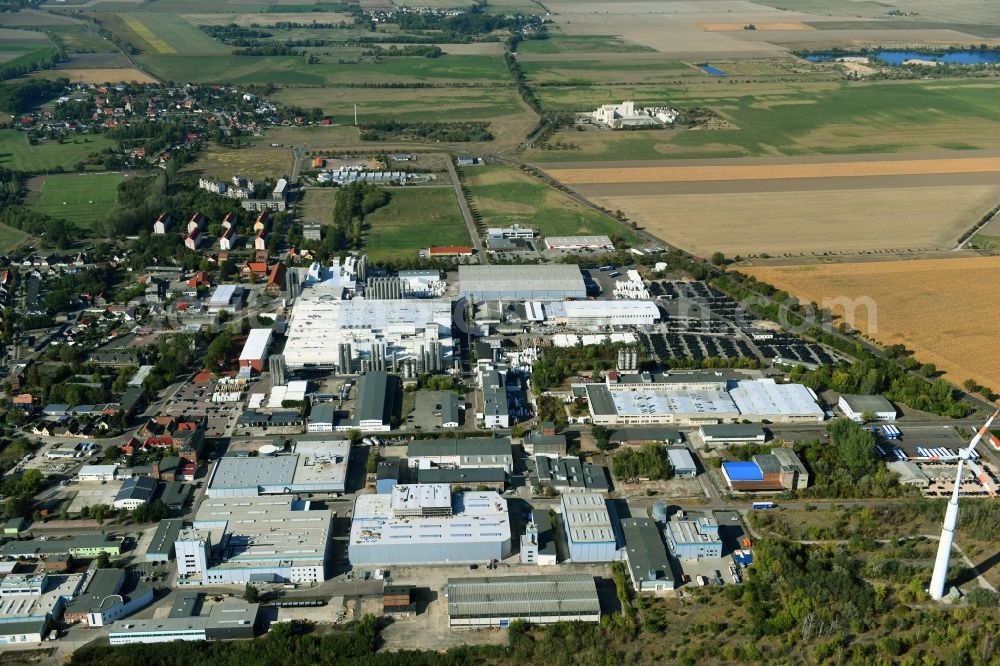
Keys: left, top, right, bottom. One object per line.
{"left": 909, "top": 455, "right": 959, "bottom": 462}
{"left": 966, "top": 410, "right": 1000, "bottom": 453}
{"left": 964, "top": 459, "right": 997, "bottom": 497}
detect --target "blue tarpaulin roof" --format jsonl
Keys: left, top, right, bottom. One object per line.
{"left": 722, "top": 461, "right": 764, "bottom": 481}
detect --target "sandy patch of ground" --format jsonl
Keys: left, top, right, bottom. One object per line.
{"left": 547, "top": 156, "right": 1000, "bottom": 185}
{"left": 743, "top": 257, "right": 1000, "bottom": 392}
{"left": 699, "top": 22, "right": 812, "bottom": 31}
{"left": 34, "top": 67, "right": 158, "bottom": 83}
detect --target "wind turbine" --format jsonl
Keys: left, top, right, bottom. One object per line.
{"left": 920, "top": 409, "right": 999, "bottom": 600}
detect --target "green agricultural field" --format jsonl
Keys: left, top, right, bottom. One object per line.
{"left": 42, "top": 24, "right": 120, "bottom": 54}
{"left": 463, "top": 165, "right": 640, "bottom": 244}
{"left": 516, "top": 35, "right": 655, "bottom": 55}
{"left": 0, "top": 43, "right": 60, "bottom": 78}
{"left": 363, "top": 187, "right": 471, "bottom": 262}
{"left": 520, "top": 57, "right": 698, "bottom": 84}
{"left": 526, "top": 78, "right": 1000, "bottom": 161}
{"left": 0, "top": 131, "right": 117, "bottom": 173}
{"left": 118, "top": 13, "right": 229, "bottom": 54}
{"left": 138, "top": 53, "right": 509, "bottom": 86}
{"left": 275, "top": 86, "right": 523, "bottom": 124}
{"left": 29, "top": 172, "right": 122, "bottom": 229}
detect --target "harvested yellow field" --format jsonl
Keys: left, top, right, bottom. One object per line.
{"left": 120, "top": 14, "right": 174, "bottom": 53}
{"left": 35, "top": 68, "right": 158, "bottom": 84}
{"left": 744, "top": 258, "right": 1000, "bottom": 393}
{"left": 548, "top": 156, "right": 1000, "bottom": 185}
{"left": 699, "top": 22, "right": 812, "bottom": 31}
{"left": 582, "top": 182, "right": 1000, "bottom": 256}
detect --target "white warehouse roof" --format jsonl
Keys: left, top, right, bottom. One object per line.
{"left": 729, "top": 379, "right": 823, "bottom": 420}
{"left": 459, "top": 265, "right": 586, "bottom": 300}
{"left": 239, "top": 328, "right": 273, "bottom": 362}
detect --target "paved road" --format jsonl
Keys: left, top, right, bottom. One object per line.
{"left": 290, "top": 146, "right": 307, "bottom": 182}
{"left": 444, "top": 156, "right": 486, "bottom": 263}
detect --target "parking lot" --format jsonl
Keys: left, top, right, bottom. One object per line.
{"left": 62, "top": 480, "right": 123, "bottom": 513}
{"left": 161, "top": 376, "right": 246, "bottom": 437}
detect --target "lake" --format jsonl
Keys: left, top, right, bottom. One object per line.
{"left": 803, "top": 49, "right": 1000, "bottom": 66}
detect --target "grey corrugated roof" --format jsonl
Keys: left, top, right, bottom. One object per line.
{"left": 446, "top": 574, "right": 600, "bottom": 619}
{"left": 356, "top": 371, "right": 390, "bottom": 424}
{"left": 666, "top": 448, "right": 696, "bottom": 472}
{"left": 417, "top": 468, "right": 505, "bottom": 484}
{"left": 699, "top": 424, "right": 766, "bottom": 439}
{"left": 408, "top": 437, "right": 511, "bottom": 458}
{"left": 840, "top": 394, "right": 895, "bottom": 413}
{"left": 147, "top": 518, "right": 183, "bottom": 557}
{"left": 114, "top": 476, "right": 158, "bottom": 503}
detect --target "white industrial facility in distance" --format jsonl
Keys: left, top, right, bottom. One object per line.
{"left": 585, "top": 371, "right": 824, "bottom": 426}
{"left": 348, "top": 484, "right": 511, "bottom": 565}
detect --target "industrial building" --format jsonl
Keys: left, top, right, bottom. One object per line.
{"left": 458, "top": 265, "right": 587, "bottom": 301}
{"left": 0, "top": 573, "right": 85, "bottom": 645}
{"left": 416, "top": 467, "right": 506, "bottom": 491}
{"left": 112, "top": 476, "right": 158, "bottom": 510}
{"left": 664, "top": 517, "right": 722, "bottom": 560}
{"left": 346, "top": 371, "right": 395, "bottom": 432}
{"left": 666, "top": 448, "right": 697, "bottom": 478}
{"left": 621, "top": 518, "right": 675, "bottom": 592}
{"left": 445, "top": 575, "right": 601, "bottom": 628}
{"left": 64, "top": 569, "right": 154, "bottom": 627}
{"left": 145, "top": 518, "right": 184, "bottom": 562}
{"left": 407, "top": 437, "right": 513, "bottom": 474}
{"left": 348, "top": 484, "right": 511, "bottom": 565}
{"left": 543, "top": 235, "right": 615, "bottom": 251}
{"left": 108, "top": 596, "right": 259, "bottom": 644}
{"left": 542, "top": 300, "right": 660, "bottom": 327}
{"left": 478, "top": 367, "right": 510, "bottom": 428}
{"left": 520, "top": 512, "right": 557, "bottom": 566}
{"left": 398, "top": 270, "right": 445, "bottom": 298}
{"left": 586, "top": 375, "right": 823, "bottom": 426}
{"left": 531, "top": 456, "right": 609, "bottom": 493}
{"left": 282, "top": 286, "right": 454, "bottom": 372}
{"left": 560, "top": 493, "right": 618, "bottom": 562}
{"left": 0, "top": 535, "right": 123, "bottom": 558}
{"left": 720, "top": 447, "right": 809, "bottom": 492}
{"left": 77, "top": 465, "right": 118, "bottom": 482}
{"left": 206, "top": 438, "right": 349, "bottom": 497}
{"left": 238, "top": 329, "right": 273, "bottom": 374}
{"left": 207, "top": 285, "right": 245, "bottom": 313}
{"left": 839, "top": 394, "right": 896, "bottom": 422}
{"left": 698, "top": 424, "right": 767, "bottom": 444}
{"left": 175, "top": 496, "right": 332, "bottom": 586}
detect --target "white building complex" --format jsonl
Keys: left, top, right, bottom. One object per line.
{"left": 543, "top": 235, "right": 615, "bottom": 251}
{"left": 205, "top": 438, "right": 350, "bottom": 497}
{"left": 459, "top": 265, "right": 587, "bottom": 300}
{"left": 542, "top": 300, "right": 659, "bottom": 327}
{"left": 592, "top": 100, "right": 678, "bottom": 128}
{"left": 175, "top": 497, "right": 332, "bottom": 586}
{"left": 283, "top": 293, "right": 454, "bottom": 372}
{"left": 585, "top": 372, "right": 823, "bottom": 426}
{"left": 348, "top": 484, "right": 511, "bottom": 565}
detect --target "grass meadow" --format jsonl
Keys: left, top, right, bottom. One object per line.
{"left": 462, "top": 166, "right": 640, "bottom": 244}
{"left": 29, "top": 172, "right": 122, "bottom": 229}
{"left": 0, "top": 131, "right": 116, "bottom": 173}
{"left": 363, "top": 186, "right": 471, "bottom": 262}
{"left": 118, "top": 13, "right": 229, "bottom": 54}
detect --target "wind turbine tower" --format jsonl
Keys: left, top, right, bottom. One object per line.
{"left": 925, "top": 410, "right": 999, "bottom": 599}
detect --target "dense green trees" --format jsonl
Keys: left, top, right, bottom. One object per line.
{"left": 791, "top": 420, "right": 907, "bottom": 498}
{"left": 329, "top": 182, "right": 391, "bottom": 250}
{"left": 0, "top": 78, "right": 67, "bottom": 114}
{"left": 359, "top": 121, "right": 492, "bottom": 142}
{"left": 611, "top": 444, "right": 672, "bottom": 481}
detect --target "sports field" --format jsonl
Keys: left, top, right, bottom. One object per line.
{"left": 0, "top": 131, "right": 117, "bottom": 173}
{"left": 462, "top": 166, "right": 640, "bottom": 245}
{"left": 744, "top": 257, "right": 1000, "bottom": 393}
{"left": 29, "top": 172, "right": 122, "bottom": 229}
{"left": 362, "top": 187, "right": 471, "bottom": 262}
